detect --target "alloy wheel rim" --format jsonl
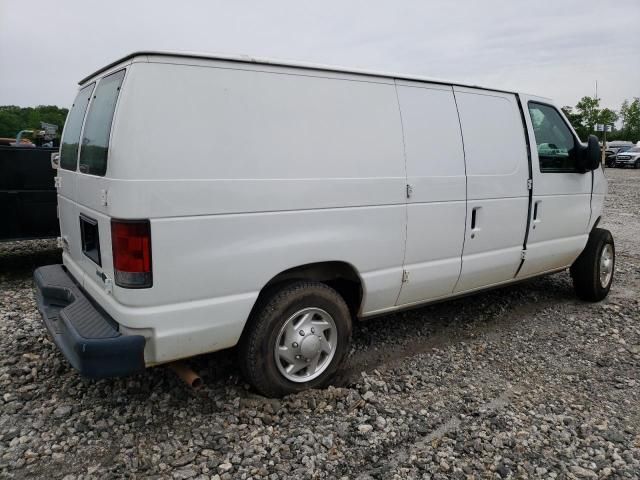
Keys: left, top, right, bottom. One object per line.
{"left": 599, "top": 243, "right": 614, "bottom": 288}
{"left": 274, "top": 307, "right": 337, "bottom": 383}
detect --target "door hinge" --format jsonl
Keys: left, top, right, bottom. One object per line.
{"left": 100, "top": 189, "right": 108, "bottom": 206}
{"left": 96, "top": 269, "right": 113, "bottom": 294}
{"left": 402, "top": 269, "right": 409, "bottom": 283}
{"left": 406, "top": 184, "right": 413, "bottom": 199}
{"left": 527, "top": 179, "right": 533, "bottom": 190}
{"left": 54, "top": 176, "right": 62, "bottom": 188}
{"left": 521, "top": 250, "right": 527, "bottom": 260}
{"left": 56, "top": 236, "right": 67, "bottom": 250}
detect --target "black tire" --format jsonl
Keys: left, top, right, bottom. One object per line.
{"left": 238, "top": 281, "right": 352, "bottom": 397}
{"left": 635, "top": 160, "right": 640, "bottom": 169}
{"left": 570, "top": 228, "right": 615, "bottom": 302}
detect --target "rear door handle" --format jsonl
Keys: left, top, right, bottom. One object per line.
{"left": 470, "top": 206, "right": 481, "bottom": 238}
{"left": 532, "top": 200, "right": 542, "bottom": 228}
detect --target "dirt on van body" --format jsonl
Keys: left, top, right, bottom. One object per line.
{"left": 1, "top": 168, "right": 639, "bottom": 480}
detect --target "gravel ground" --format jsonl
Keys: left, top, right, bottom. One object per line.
{"left": 1, "top": 168, "right": 639, "bottom": 480}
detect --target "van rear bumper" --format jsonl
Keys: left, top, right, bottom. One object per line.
{"left": 33, "top": 264, "right": 146, "bottom": 378}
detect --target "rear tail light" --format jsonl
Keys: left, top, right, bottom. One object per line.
{"left": 111, "top": 219, "right": 152, "bottom": 288}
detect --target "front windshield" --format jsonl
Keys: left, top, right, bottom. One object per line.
{"left": 628, "top": 147, "right": 640, "bottom": 153}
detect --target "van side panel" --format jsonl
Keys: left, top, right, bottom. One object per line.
{"left": 110, "top": 62, "right": 404, "bottom": 183}
{"left": 71, "top": 61, "right": 408, "bottom": 363}
{"left": 394, "top": 82, "right": 467, "bottom": 306}
{"left": 453, "top": 87, "right": 529, "bottom": 292}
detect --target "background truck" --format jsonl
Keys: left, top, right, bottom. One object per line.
{"left": 0, "top": 145, "right": 60, "bottom": 241}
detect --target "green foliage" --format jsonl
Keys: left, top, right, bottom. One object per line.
{"left": 0, "top": 105, "right": 68, "bottom": 139}
{"left": 561, "top": 106, "right": 583, "bottom": 136}
{"left": 618, "top": 98, "right": 640, "bottom": 142}
{"left": 574, "top": 96, "right": 601, "bottom": 139}
{"left": 563, "top": 96, "right": 636, "bottom": 142}
{"left": 598, "top": 108, "right": 618, "bottom": 127}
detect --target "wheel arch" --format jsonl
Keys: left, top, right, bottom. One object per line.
{"left": 249, "top": 261, "right": 365, "bottom": 322}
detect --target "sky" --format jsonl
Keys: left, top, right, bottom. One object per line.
{"left": 1, "top": 0, "right": 638, "bottom": 111}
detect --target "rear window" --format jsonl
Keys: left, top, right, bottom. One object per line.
{"left": 78, "top": 69, "right": 125, "bottom": 176}
{"left": 60, "top": 83, "right": 95, "bottom": 171}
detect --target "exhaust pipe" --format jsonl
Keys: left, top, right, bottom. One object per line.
{"left": 168, "top": 362, "right": 203, "bottom": 389}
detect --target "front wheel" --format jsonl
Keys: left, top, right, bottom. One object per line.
{"left": 635, "top": 160, "right": 640, "bottom": 169}
{"left": 238, "top": 281, "right": 352, "bottom": 397}
{"left": 570, "top": 228, "right": 615, "bottom": 302}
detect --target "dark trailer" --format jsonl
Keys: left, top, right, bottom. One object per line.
{"left": 0, "top": 145, "right": 59, "bottom": 241}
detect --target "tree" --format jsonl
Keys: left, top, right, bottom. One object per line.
{"left": 620, "top": 99, "right": 629, "bottom": 123}
{"left": 566, "top": 97, "right": 623, "bottom": 141}
{"left": 562, "top": 105, "right": 585, "bottom": 136}
{"left": 619, "top": 98, "right": 640, "bottom": 142}
{"left": 598, "top": 108, "right": 618, "bottom": 127}
{"left": 573, "top": 96, "right": 601, "bottom": 140}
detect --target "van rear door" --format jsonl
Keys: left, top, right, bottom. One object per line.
{"left": 57, "top": 83, "right": 95, "bottom": 281}
{"left": 61, "top": 69, "right": 126, "bottom": 291}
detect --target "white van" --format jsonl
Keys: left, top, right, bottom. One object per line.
{"left": 35, "top": 51, "right": 612, "bottom": 397}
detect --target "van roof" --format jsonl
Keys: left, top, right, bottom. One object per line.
{"left": 79, "top": 50, "right": 529, "bottom": 97}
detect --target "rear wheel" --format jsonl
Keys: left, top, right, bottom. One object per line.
{"left": 238, "top": 281, "right": 352, "bottom": 397}
{"left": 570, "top": 228, "right": 615, "bottom": 302}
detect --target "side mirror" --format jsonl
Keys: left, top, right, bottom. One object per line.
{"left": 577, "top": 135, "right": 601, "bottom": 172}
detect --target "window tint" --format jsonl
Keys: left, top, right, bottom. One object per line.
{"left": 79, "top": 69, "right": 125, "bottom": 176}
{"left": 60, "top": 83, "right": 95, "bottom": 171}
{"left": 528, "top": 102, "right": 578, "bottom": 173}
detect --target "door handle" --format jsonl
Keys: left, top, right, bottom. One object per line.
{"left": 470, "top": 206, "right": 481, "bottom": 238}
{"left": 532, "top": 201, "right": 542, "bottom": 229}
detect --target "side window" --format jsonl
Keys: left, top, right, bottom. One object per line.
{"left": 60, "top": 83, "right": 95, "bottom": 171}
{"left": 78, "top": 69, "right": 125, "bottom": 176}
{"left": 528, "top": 102, "right": 578, "bottom": 173}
